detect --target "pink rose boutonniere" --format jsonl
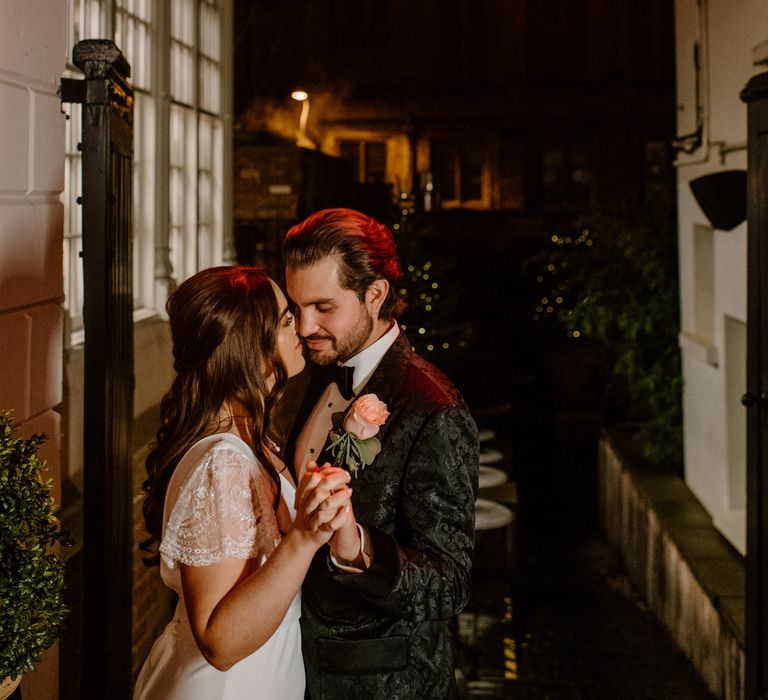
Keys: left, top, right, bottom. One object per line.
{"left": 327, "top": 394, "right": 389, "bottom": 476}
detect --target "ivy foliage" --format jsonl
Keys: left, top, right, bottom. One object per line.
{"left": 0, "top": 411, "right": 70, "bottom": 680}
{"left": 526, "top": 200, "right": 683, "bottom": 468}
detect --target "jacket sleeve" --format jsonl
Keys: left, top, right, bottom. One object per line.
{"left": 331, "top": 405, "right": 479, "bottom": 622}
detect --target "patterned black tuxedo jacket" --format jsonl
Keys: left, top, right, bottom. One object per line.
{"left": 286, "top": 333, "right": 479, "bottom": 699}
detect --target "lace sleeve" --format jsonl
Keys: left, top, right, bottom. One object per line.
{"left": 159, "top": 444, "right": 279, "bottom": 568}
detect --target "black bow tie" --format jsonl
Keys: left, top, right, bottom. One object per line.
{"left": 320, "top": 363, "right": 355, "bottom": 400}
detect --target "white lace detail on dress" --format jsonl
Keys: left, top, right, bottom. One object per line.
{"left": 159, "top": 444, "right": 279, "bottom": 568}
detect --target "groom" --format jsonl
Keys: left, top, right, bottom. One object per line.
{"left": 284, "top": 208, "right": 479, "bottom": 698}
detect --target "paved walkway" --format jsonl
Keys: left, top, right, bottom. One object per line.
{"left": 414, "top": 215, "right": 720, "bottom": 698}
{"left": 455, "top": 402, "right": 717, "bottom": 700}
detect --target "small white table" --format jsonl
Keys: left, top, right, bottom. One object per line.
{"left": 478, "top": 447, "right": 504, "bottom": 465}
{"left": 478, "top": 465, "right": 508, "bottom": 489}
{"left": 478, "top": 427, "right": 496, "bottom": 443}
{"left": 474, "top": 498, "right": 514, "bottom": 531}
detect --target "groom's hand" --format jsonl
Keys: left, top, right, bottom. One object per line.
{"left": 296, "top": 462, "right": 352, "bottom": 534}
{"left": 325, "top": 483, "right": 372, "bottom": 571}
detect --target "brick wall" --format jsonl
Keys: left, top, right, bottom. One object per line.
{"left": 128, "top": 324, "right": 175, "bottom": 686}
{"left": 131, "top": 454, "right": 175, "bottom": 684}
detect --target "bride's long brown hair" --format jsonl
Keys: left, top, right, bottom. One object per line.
{"left": 140, "top": 266, "right": 287, "bottom": 565}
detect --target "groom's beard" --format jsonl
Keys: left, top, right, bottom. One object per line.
{"left": 304, "top": 309, "right": 373, "bottom": 365}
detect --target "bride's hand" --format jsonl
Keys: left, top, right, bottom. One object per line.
{"left": 294, "top": 463, "right": 352, "bottom": 545}
{"left": 304, "top": 465, "right": 363, "bottom": 565}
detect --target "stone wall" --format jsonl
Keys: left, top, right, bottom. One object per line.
{"left": 599, "top": 428, "right": 744, "bottom": 700}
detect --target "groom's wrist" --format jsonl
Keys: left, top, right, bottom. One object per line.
{"left": 330, "top": 524, "right": 372, "bottom": 572}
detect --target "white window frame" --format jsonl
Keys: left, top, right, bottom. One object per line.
{"left": 63, "top": 0, "right": 232, "bottom": 344}
{"left": 431, "top": 140, "right": 491, "bottom": 210}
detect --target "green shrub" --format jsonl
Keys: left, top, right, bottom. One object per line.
{"left": 0, "top": 411, "right": 69, "bottom": 680}
{"left": 526, "top": 200, "right": 683, "bottom": 469}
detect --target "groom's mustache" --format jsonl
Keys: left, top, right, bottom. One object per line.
{"left": 302, "top": 334, "right": 334, "bottom": 342}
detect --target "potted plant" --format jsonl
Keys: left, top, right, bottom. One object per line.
{"left": 0, "top": 411, "right": 69, "bottom": 698}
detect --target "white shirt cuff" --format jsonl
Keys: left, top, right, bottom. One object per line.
{"left": 329, "top": 523, "right": 370, "bottom": 573}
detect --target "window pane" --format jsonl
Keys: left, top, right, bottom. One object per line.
{"left": 542, "top": 142, "right": 566, "bottom": 206}
{"left": 363, "top": 142, "right": 386, "bottom": 183}
{"left": 460, "top": 144, "right": 483, "bottom": 201}
{"left": 199, "top": 58, "right": 220, "bottom": 113}
{"left": 199, "top": 114, "right": 213, "bottom": 169}
{"left": 133, "top": 94, "right": 156, "bottom": 310}
{"left": 500, "top": 143, "right": 526, "bottom": 210}
{"left": 171, "top": 41, "right": 195, "bottom": 104}
{"left": 169, "top": 105, "right": 198, "bottom": 283}
{"left": 432, "top": 143, "right": 457, "bottom": 202}
{"left": 172, "top": 0, "right": 195, "bottom": 44}
{"left": 136, "top": 0, "right": 151, "bottom": 22}
{"left": 200, "top": 2, "right": 220, "bottom": 61}
{"left": 339, "top": 141, "right": 361, "bottom": 181}
{"left": 63, "top": 152, "right": 84, "bottom": 333}
{"left": 542, "top": 142, "right": 565, "bottom": 187}
{"left": 571, "top": 142, "right": 590, "bottom": 183}
{"left": 116, "top": 3, "right": 153, "bottom": 92}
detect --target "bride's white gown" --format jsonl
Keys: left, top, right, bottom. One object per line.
{"left": 133, "top": 433, "right": 304, "bottom": 699}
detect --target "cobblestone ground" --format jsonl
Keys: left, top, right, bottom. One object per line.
{"left": 454, "top": 409, "right": 717, "bottom": 700}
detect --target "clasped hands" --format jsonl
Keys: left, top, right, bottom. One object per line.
{"left": 294, "top": 462, "right": 362, "bottom": 562}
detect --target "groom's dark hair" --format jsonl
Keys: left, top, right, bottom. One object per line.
{"left": 284, "top": 208, "right": 405, "bottom": 319}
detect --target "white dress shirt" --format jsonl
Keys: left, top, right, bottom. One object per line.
{"left": 293, "top": 321, "right": 400, "bottom": 573}
{"left": 293, "top": 321, "right": 400, "bottom": 481}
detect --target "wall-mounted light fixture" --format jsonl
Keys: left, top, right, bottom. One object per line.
{"left": 689, "top": 169, "right": 746, "bottom": 231}
{"left": 291, "top": 90, "right": 314, "bottom": 149}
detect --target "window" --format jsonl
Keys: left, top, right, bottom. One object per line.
{"left": 116, "top": 0, "right": 155, "bottom": 315}
{"left": 169, "top": 0, "right": 224, "bottom": 280}
{"left": 339, "top": 140, "right": 387, "bottom": 183}
{"left": 499, "top": 142, "right": 526, "bottom": 210}
{"left": 431, "top": 141, "right": 489, "bottom": 207}
{"left": 541, "top": 141, "right": 593, "bottom": 207}
{"left": 63, "top": 0, "right": 230, "bottom": 341}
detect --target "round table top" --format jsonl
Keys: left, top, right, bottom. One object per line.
{"left": 479, "top": 447, "right": 504, "bottom": 465}
{"left": 474, "top": 498, "right": 514, "bottom": 531}
{"left": 478, "top": 427, "right": 496, "bottom": 443}
{"left": 478, "top": 465, "right": 508, "bottom": 489}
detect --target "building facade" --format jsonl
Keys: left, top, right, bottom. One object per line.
{"left": 0, "top": 2, "right": 68, "bottom": 696}
{"left": 675, "top": 0, "right": 768, "bottom": 554}
{"left": 235, "top": 0, "right": 674, "bottom": 216}
{"left": 1, "top": 0, "right": 234, "bottom": 696}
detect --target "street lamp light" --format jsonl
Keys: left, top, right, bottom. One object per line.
{"left": 291, "top": 89, "right": 314, "bottom": 149}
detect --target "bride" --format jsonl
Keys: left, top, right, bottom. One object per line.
{"left": 133, "top": 266, "right": 352, "bottom": 699}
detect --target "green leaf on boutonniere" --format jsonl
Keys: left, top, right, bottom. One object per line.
{"left": 354, "top": 436, "right": 381, "bottom": 467}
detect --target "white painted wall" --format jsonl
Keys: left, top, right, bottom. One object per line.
{"left": 676, "top": 0, "right": 768, "bottom": 553}
{"left": 0, "top": 0, "right": 68, "bottom": 696}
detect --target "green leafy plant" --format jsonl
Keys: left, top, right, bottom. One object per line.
{"left": 526, "top": 200, "right": 683, "bottom": 469}
{"left": 0, "top": 411, "right": 70, "bottom": 680}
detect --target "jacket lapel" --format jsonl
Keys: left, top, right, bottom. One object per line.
{"left": 285, "top": 333, "right": 414, "bottom": 478}
{"left": 284, "top": 365, "right": 330, "bottom": 481}
{"left": 355, "top": 333, "right": 412, "bottom": 430}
